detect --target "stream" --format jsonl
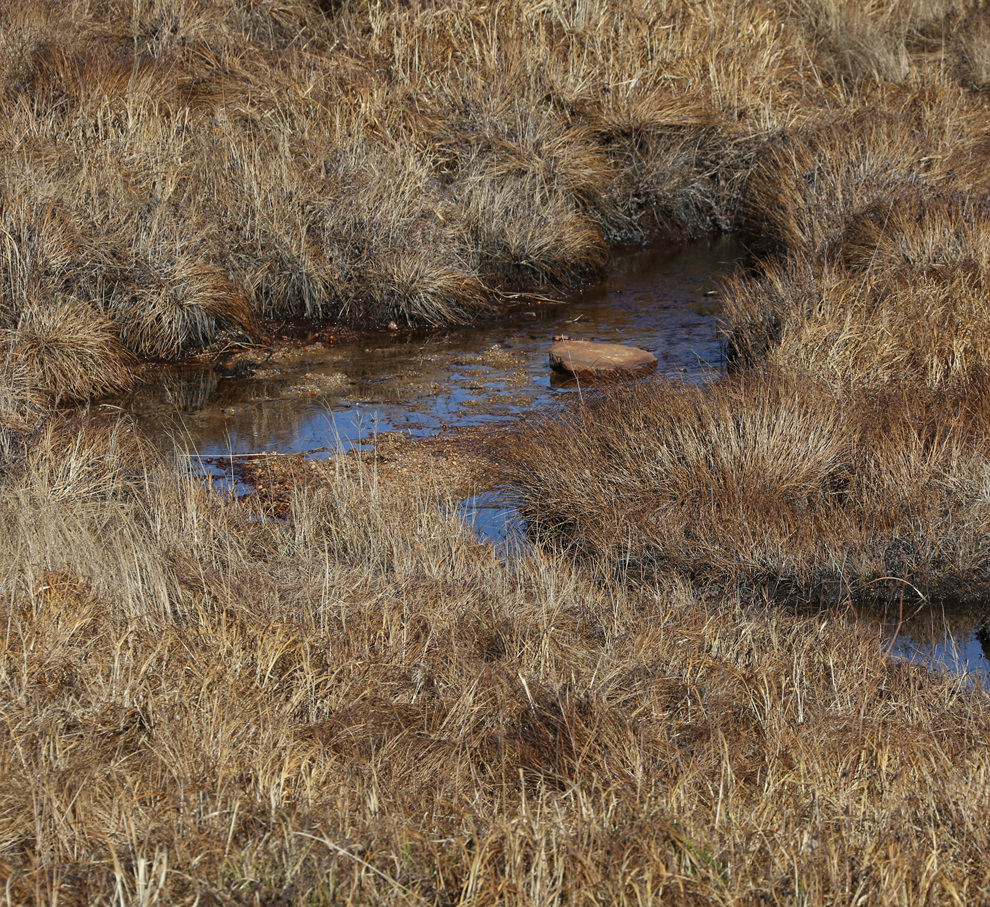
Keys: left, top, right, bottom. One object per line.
{"left": 123, "top": 237, "right": 740, "bottom": 458}
{"left": 118, "top": 236, "right": 990, "bottom": 678}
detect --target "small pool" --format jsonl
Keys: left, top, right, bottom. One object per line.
{"left": 121, "top": 236, "right": 746, "bottom": 458}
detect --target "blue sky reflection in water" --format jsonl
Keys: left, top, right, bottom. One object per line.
{"left": 127, "top": 235, "right": 746, "bottom": 459}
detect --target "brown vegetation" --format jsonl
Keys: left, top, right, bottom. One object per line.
{"left": 502, "top": 0, "right": 990, "bottom": 601}
{"left": 0, "top": 0, "right": 821, "bottom": 402}
{"left": 6, "top": 0, "right": 990, "bottom": 903}
{"left": 728, "top": 118, "right": 990, "bottom": 388}
{"left": 2, "top": 423, "right": 990, "bottom": 905}
{"left": 0, "top": 0, "right": 985, "bottom": 401}
{"left": 499, "top": 369, "right": 990, "bottom": 601}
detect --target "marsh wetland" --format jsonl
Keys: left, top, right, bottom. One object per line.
{"left": 122, "top": 235, "right": 990, "bottom": 678}
{"left": 7, "top": 0, "right": 990, "bottom": 903}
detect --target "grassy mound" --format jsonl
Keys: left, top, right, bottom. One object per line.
{"left": 500, "top": 370, "right": 990, "bottom": 600}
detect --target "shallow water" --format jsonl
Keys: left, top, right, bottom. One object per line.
{"left": 870, "top": 602, "right": 990, "bottom": 678}
{"left": 118, "top": 235, "right": 990, "bottom": 677}
{"left": 122, "top": 236, "right": 744, "bottom": 458}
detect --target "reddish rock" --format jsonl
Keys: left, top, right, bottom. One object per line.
{"left": 549, "top": 340, "right": 657, "bottom": 379}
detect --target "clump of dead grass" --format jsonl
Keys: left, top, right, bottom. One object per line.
{"left": 954, "top": 6, "right": 990, "bottom": 88}
{"left": 741, "top": 105, "right": 965, "bottom": 261}
{"left": 5, "top": 301, "right": 135, "bottom": 402}
{"left": 499, "top": 368, "right": 990, "bottom": 602}
{"left": 789, "top": 0, "right": 912, "bottom": 82}
{"left": 727, "top": 183, "right": 990, "bottom": 389}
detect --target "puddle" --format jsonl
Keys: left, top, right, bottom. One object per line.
{"left": 868, "top": 602, "right": 990, "bottom": 678}
{"left": 455, "top": 492, "right": 532, "bottom": 557}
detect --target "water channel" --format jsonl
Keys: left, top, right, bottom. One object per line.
{"left": 125, "top": 237, "right": 739, "bottom": 458}
{"left": 118, "top": 236, "right": 990, "bottom": 677}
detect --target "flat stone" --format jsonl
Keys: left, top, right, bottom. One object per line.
{"left": 549, "top": 340, "right": 657, "bottom": 379}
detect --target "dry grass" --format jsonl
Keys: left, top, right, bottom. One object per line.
{"left": 740, "top": 102, "right": 969, "bottom": 262}
{"left": 2, "top": 0, "right": 987, "bottom": 400}
{"left": 6, "top": 1, "right": 990, "bottom": 903}
{"left": 0, "top": 0, "right": 819, "bottom": 400}
{"left": 942, "top": 4, "right": 990, "bottom": 89}
{"left": 499, "top": 369, "right": 990, "bottom": 603}
{"left": 5, "top": 302, "right": 136, "bottom": 402}
{"left": 489, "top": 14, "right": 990, "bottom": 902}
{"left": 0, "top": 0, "right": 982, "bottom": 401}
{"left": 728, "top": 143, "right": 990, "bottom": 389}
{"left": 2, "top": 422, "right": 990, "bottom": 905}
{"left": 719, "top": 8, "right": 990, "bottom": 391}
